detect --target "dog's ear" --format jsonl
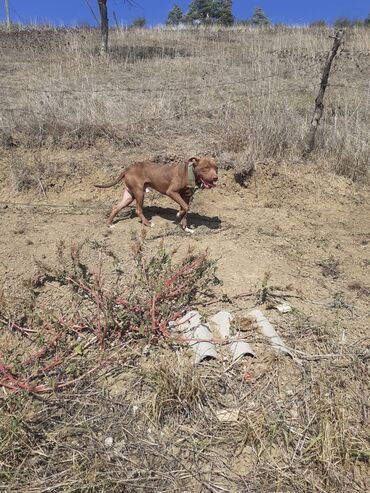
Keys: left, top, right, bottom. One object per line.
{"left": 188, "top": 156, "right": 200, "bottom": 166}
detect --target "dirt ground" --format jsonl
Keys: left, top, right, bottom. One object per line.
{"left": 1, "top": 147, "right": 370, "bottom": 492}
{"left": 1, "top": 149, "right": 369, "bottom": 340}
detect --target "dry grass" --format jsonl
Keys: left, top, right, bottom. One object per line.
{"left": 1, "top": 312, "right": 368, "bottom": 492}
{"left": 317, "top": 255, "right": 341, "bottom": 279}
{"left": 1, "top": 238, "right": 369, "bottom": 492}
{"left": 0, "top": 24, "right": 369, "bottom": 182}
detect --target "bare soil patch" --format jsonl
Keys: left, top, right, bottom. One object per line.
{"left": 1, "top": 146, "right": 369, "bottom": 492}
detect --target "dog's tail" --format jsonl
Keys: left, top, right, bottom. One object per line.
{"left": 94, "top": 169, "right": 127, "bottom": 189}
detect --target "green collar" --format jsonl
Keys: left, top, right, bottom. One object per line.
{"left": 187, "top": 163, "right": 197, "bottom": 189}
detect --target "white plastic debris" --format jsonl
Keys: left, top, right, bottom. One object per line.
{"left": 248, "top": 309, "right": 293, "bottom": 358}
{"left": 209, "top": 310, "right": 255, "bottom": 362}
{"left": 209, "top": 310, "right": 231, "bottom": 339}
{"left": 171, "top": 310, "right": 218, "bottom": 364}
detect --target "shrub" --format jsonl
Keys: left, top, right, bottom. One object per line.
{"left": 251, "top": 7, "right": 271, "bottom": 26}
{"left": 0, "top": 238, "right": 220, "bottom": 392}
{"left": 131, "top": 16, "right": 146, "bottom": 28}
{"left": 309, "top": 20, "right": 327, "bottom": 28}
{"left": 333, "top": 17, "right": 353, "bottom": 29}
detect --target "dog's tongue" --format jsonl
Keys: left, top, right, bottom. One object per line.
{"left": 200, "top": 178, "right": 216, "bottom": 189}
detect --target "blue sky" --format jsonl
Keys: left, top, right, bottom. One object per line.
{"left": 1, "top": 1, "right": 369, "bottom": 27}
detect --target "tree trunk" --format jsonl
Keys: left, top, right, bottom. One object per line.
{"left": 98, "top": 0, "right": 108, "bottom": 54}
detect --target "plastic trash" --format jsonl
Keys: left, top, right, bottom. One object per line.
{"left": 209, "top": 310, "right": 255, "bottom": 362}
{"left": 170, "top": 310, "right": 218, "bottom": 364}
{"left": 248, "top": 309, "right": 293, "bottom": 357}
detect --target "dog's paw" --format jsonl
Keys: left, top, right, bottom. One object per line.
{"left": 184, "top": 227, "right": 194, "bottom": 234}
{"left": 108, "top": 224, "right": 115, "bottom": 229}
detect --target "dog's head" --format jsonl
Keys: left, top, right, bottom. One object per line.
{"left": 189, "top": 156, "right": 218, "bottom": 189}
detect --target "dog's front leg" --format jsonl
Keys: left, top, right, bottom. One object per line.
{"left": 180, "top": 213, "right": 193, "bottom": 233}
{"left": 167, "top": 190, "right": 189, "bottom": 214}
{"left": 175, "top": 192, "right": 193, "bottom": 234}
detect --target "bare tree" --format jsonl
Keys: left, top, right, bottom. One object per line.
{"left": 96, "top": 0, "right": 139, "bottom": 54}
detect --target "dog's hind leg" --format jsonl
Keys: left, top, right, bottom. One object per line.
{"left": 133, "top": 189, "right": 151, "bottom": 227}
{"left": 107, "top": 188, "right": 134, "bottom": 227}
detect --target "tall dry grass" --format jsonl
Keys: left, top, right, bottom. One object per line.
{"left": 0, "top": 24, "right": 369, "bottom": 180}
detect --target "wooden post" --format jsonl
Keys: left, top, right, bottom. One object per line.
{"left": 303, "top": 30, "right": 345, "bottom": 159}
{"left": 98, "top": 0, "right": 109, "bottom": 54}
{"left": 5, "top": 0, "right": 11, "bottom": 30}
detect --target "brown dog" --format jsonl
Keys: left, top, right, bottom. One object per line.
{"left": 94, "top": 156, "right": 218, "bottom": 232}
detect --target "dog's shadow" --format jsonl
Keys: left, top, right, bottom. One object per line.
{"left": 114, "top": 206, "right": 221, "bottom": 230}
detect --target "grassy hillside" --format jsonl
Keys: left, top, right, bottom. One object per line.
{"left": 0, "top": 25, "right": 369, "bottom": 493}
{"left": 1, "top": 24, "right": 369, "bottom": 180}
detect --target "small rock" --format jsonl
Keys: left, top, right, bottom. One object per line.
{"left": 216, "top": 408, "right": 240, "bottom": 422}
{"left": 104, "top": 436, "right": 113, "bottom": 447}
{"left": 276, "top": 303, "right": 292, "bottom": 313}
